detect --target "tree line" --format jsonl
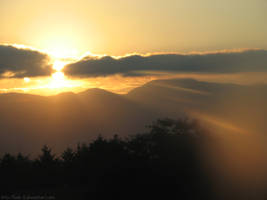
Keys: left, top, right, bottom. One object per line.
{"left": 0, "top": 118, "right": 214, "bottom": 200}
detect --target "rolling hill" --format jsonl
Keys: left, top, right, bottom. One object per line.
{"left": 0, "top": 78, "right": 267, "bottom": 155}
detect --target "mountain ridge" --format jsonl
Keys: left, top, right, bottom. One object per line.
{"left": 0, "top": 78, "right": 267, "bottom": 155}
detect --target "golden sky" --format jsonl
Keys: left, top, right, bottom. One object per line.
{"left": 0, "top": 0, "right": 267, "bottom": 95}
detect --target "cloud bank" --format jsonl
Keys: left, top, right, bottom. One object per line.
{"left": 64, "top": 49, "right": 267, "bottom": 77}
{"left": 0, "top": 45, "right": 52, "bottom": 78}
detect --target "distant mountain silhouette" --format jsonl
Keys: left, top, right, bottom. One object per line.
{"left": 0, "top": 88, "right": 158, "bottom": 155}
{"left": 126, "top": 78, "right": 267, "bottom": 134}
{"left": 0, "top": 79, "right": 267, "bottom": 154}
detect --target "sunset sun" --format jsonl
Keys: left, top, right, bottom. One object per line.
{"left": 48, "top": 60, "right": 69, "bottom": 89}
{"left": 53, "top": 60, "right": 67, "bottom": 72}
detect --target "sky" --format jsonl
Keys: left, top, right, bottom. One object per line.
{"left": 0, "top": 0, "right": 267, "bottom": 95}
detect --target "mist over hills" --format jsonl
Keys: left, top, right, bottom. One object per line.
{"left": 127, "top": 79, "right": 267, "bottom": 134}
{"left": 0, "top": 78, "right": 266, "bottom": 155}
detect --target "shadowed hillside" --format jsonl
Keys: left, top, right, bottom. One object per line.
{"left": 127, "top": 78, "right": 267, "bottom": 134}
{"left": 1, "top": 78, "right": 267, "bottom": 155}
{"left": 0, "top": 89, "right": 158, "bottom": 155}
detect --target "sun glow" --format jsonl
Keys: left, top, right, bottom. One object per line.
{"left": 0, "top": 58, "right": 84, "bottom": 95}
{"left": 49, "top": 71, "right": 67, "bottom": 89}
{"left": 49, "top": 60, "right": 69, "bottom": 89}
{"left": 53, "top": 60, "right": 67, "bottom": 71}
{"left": 37, "top": 33, "right": 82, "bottom": 59}
{"left": 52, "top": 71, "right": 65, "bottom": 81}
{"left": 24, "top": 77, "right": 30, "bottom": 83}
{"left": 49, "top": 46, "right": 79, "bottom": 59}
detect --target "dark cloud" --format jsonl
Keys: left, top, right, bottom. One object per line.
{"left": 0, "top": 45, "right": 52, "bottom": 78}
{"left": 64, "top": 49, "right": 267, "bottom": 77}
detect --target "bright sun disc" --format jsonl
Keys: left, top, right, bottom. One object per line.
{"left": 52, "top": 71, "right": 65, "bottom": 81}
{"left": 53, "top": 60, "right": 67, "bottom": 71}
{"left": 24, "top": 77, "right": 30, "bottom": 83}
{"left": 49, "top": 72, "right": 66, "bottom": 89}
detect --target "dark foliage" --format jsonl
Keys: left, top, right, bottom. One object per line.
{"left": 0, "top": 118, "right": 214, "bottom": 199}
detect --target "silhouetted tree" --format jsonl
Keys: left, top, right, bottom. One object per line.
{"left": 37, "top": 145, "right": 56, "bottom": 164}
{"left": 62, "top": 147, "right": 75, "bottom": 163}
{"left": 0, "top": 153, "right": 16, "bottom": 168}
{"left": 0, "top": 118, "right": 214, "bottom": 200}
